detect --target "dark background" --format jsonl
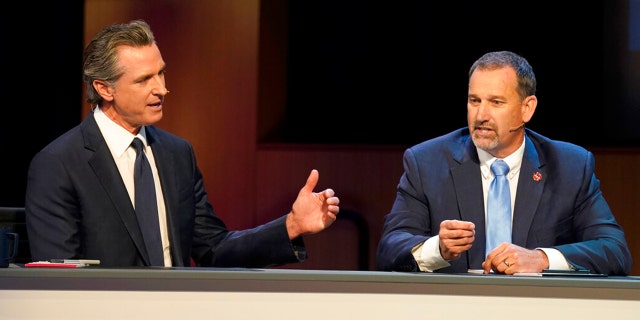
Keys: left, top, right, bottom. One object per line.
{"left": 281, "top": 1, "right": 640, "bottom": 147}
{"left": 2, "top": 1, "right": 638, "bottom": 207}
{"left": 1, "top": 2, "right": 84, "bottom": 207}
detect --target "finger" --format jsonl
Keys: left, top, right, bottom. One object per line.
{"left": 442, "top": 219, "right": 475, "bottom": 231}
{"left": 324, "top": 188, "right": 336, "bottom": 199}
{"left": 481, "top": 261, "right": 492, "bottom": 274}
{"left": 441, "top": 228, "right": 475, "bottom": 241}
{"left": 301, "top": 169, "right": 319, "bottom": 193}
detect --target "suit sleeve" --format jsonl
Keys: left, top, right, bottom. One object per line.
{"left": 552, "top": 151, "right": 632, "bottom": 276}
{"left": 25, "top": 150, "right": 83, "bottom": 261}
{"left": 376, "top": 148, "right": 430, "bottom": 271}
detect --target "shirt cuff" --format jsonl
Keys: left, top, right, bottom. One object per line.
{"left": 411, "top": 235, "right": 450, "bottom": 272}
{"left": 537, "top": 247, "right": 571, "bottom": 270}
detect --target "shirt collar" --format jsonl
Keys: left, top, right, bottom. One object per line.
{"left": 476, "top": 136, "right": 526, "bottom": 180}
{"left": 93, "top": 106, "right": 149, "bottom": 158}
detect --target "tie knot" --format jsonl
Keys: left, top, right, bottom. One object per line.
{"left": 491, "top": 160, "right": 509, "bottom": 176}
{"left": 131, "top": 137, "right": 145, "bottom": 154}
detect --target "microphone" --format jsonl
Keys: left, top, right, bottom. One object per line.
{"left": 509, "top": 122, "right": 525, "bottom": 132}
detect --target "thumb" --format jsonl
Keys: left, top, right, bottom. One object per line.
{"left": 301, "top": 169, "right": 319, "bottom": 194}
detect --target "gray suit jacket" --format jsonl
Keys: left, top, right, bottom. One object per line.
{"left": 376, "top": 128, "right": 632, "bottom": 275}
{"left": 26, "top": 112, "right": 304, "bottom": 267}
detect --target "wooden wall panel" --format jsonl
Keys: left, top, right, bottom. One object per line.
{"left": 255, "top": 144, "right": 405, "bottom": 270}
{"left": 593, "top": 148, "right": 640, "bottom": 275}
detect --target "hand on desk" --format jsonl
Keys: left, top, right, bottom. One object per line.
{"left": 482, "top": 243, "right": 550, "bottom": 275}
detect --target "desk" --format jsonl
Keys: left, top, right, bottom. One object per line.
{"left": 1, "top": 266, "right": 639, "bottom": 319}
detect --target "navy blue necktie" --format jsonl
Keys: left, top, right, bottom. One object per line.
{"left": 486, "top": 159, "right": 512, "bottom": 257}
{"left": 131, "top": 137, "right": 164, "bottom": 266}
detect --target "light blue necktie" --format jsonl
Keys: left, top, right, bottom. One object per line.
{"left": 486, "top": 159, "right": 511, "bottom": 257}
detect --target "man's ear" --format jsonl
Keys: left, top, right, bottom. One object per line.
{"left": 94, "top": 80, "right": 114, "bottom": 101}
{"left": 522, "top": 95, "right": 537, "bottom": 123}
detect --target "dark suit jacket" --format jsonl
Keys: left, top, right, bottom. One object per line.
{"left": 376, "top": 128, "right": 632, "bottom": 275}
{"left": 25, "top": 112, "right": 304, "bottom": 267}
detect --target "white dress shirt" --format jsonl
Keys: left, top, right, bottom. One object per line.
{"left": 93, "top": 106, "right": 172, "bottom": 266}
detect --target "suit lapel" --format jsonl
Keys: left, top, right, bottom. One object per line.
{"left": 450, "top": 136, "right": 486, "bottom": 268}
{"left": 81, "top": 115, "right": 151, "bottom": 265}
{"left": 512, "top": 135, "right": 545, "bottom": 246}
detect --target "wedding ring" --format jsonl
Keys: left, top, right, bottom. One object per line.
{"left": 504, "top": 260, "right": 511, "bottom": 267}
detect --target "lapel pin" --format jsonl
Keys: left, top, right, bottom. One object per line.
{"left": 532, "top": 171, "right": 542, "bottom": 182}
